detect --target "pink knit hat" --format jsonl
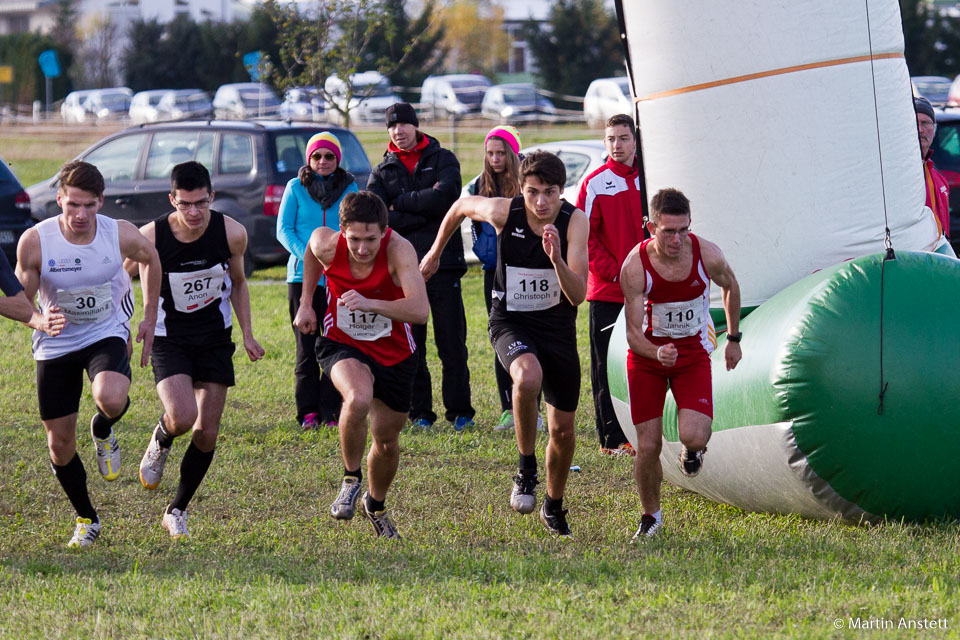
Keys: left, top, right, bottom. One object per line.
{"left": 305, "top": 132, "right": 342, "bottom": 165}
{"left": 484, "top": 125, "right": 521, "bottom": 155}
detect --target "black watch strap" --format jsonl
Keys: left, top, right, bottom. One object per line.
{"left": 727, "top": 331, "right": 742, "bottom": 343}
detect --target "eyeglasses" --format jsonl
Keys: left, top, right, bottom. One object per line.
{"left": 656, "top": 227, "right": 690, "bottom": 238}
{"left": 173, "top": 198, "right": 211, "bottom": 211}
{"left": 918, "top": 120, "right": 936, "bottom": 130}
{"left": 312, "top": 153, "right": 337, "bottom": 161}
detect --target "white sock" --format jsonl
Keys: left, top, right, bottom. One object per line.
{"left": 651, "top": 509, "right": 662, "bottom": 524}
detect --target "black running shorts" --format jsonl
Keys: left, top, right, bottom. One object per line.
{"left": 316, "top": 338, "right": 416, "bottom": 414}
{"left": 36, "top": 336, "right": 131, "bottom": 420}
{"left": 151, "top": 328, "right": 236, "bottom": 386}
{"left": 490, "top": 322, "right": 581, "bottom": 413}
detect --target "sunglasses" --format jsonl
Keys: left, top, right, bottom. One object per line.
{"left": 312, "top": 152, "right": 337, "bottom": 161}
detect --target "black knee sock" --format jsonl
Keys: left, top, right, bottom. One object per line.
{"left": 50, "top": 454, "right": 97, "bottom": 521}
{"left": 91, "top": 397, "right": 130, "bottom": 439}
{"left": 169, "top": 443, "right": 215, "bottom": 512}
{"left": 155, "top": 414, "right": 175, "bottom": 449}
{"left": 344, "top": 467, "right": 362, "bottom": 481}
{"left": 544, "top": 493, "right": 563, "bottom": 514}
{"left": 365, "top": 493, "right": 385, "bottom": 512}
{"left": 519, "top": 452, "right": 537, "bottom": 475}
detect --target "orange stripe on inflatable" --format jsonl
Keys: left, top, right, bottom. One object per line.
{"left": 636, "top": 53, "right": 904, "bottom": 102}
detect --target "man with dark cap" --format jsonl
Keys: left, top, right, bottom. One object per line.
{"left": 915, "top": 96, "right": 950, "bottom": 240}
{"left": 367, "top": 102, "right": 475, "bottom": 430}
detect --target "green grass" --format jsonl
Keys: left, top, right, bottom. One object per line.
{"left": 1, "top": 125, "right": 959, "bottom": 638}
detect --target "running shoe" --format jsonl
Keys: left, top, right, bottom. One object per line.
{"left": 67, "top": 517, "right": 101, "bottom": 548}
{"left": 323, "top": 419, "right": 339, "bottom": 430}
{"left": 91, "top": 421, "right": 121, "bottom": 481}
{"left": 600, "top": 443, "right": 637, "bottom": 457}
{"left": 453, "top": 416, "right": 475, "bottom": 432}
{"left": 162, "top": 507, "right": 190, "bottom": 539}
{"left": 494, "top": 411, "right": 515, "bottom": 432}
{"left": 410, "top": 418, "right": 433, "bottom": 429}
{"left": 139, "top": 424, "right": 171, "bottom": 490}
{"left": 361, "top": 492, "right": 401, "bottom": 540}
{"left": 678, "top": 445, "right": 706, "bottom": 477}
{"left": 539, "top": 502, "right": 572, "bottom": 538}
{"left": 509, "top": 472, "right": 538, "bottom": 514}
{"left": 632, "top": 514, "right": 662, "bottom": 540}
{"left": 301, "top": 412, "right": 320, "bottom": 431}
{"left": 330, "top": 476, "right": 362, "bottom": 520}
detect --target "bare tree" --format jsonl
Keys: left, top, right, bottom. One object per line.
{"left": 73, "top": 13, "right": 122, "bottom": 88}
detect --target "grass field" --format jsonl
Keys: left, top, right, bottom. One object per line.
{"left": 0, "top": 125, "right": 959, "bottom": 639}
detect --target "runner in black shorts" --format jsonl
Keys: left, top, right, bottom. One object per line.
{"left": 16, "top": 161, "right": 160, "bottom": 548}
{"left": 133, "top": 161, "right": 264, "bottom": 540}
{"left": 421, "top": 151, "right": 589, "bottom": 538}
{"left": 295, "top": 191, "right": 428, "bottom": 540}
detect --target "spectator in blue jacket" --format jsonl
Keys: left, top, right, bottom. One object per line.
{"left": 277, "top": 132, "right": 358, "bottom": 429}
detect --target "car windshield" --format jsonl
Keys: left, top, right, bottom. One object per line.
{"left": 616, "top": 78, "right": 631, "bottom": 95}
{"left": 915, "top": 80, "right": 951, "bottom": 104}
{"left": 449, "top": 78, "right": 490, "bottom": 105}
{"left": 271, "top": 130, "right": 371, "bottom": 180}
{"left": 240, "top": 91, "right": 280, "bottom": 107}
{"left": 355, "top": 81, "right": 393, "bottom": 98}
{"left": 501, "top": 86, "right": 537, "bottom": 105}
{"left": 175, "top": 94, "right": 210, "bottom": 109}
{"left": 101, "top": 93, "right": 130, "bottom": 108}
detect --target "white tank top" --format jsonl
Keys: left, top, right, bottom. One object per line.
{"left": 33, "top": 215, "right": 133, "bottom": 360}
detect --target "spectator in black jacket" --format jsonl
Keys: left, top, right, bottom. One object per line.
{"left": 366, "top": 102, "right": 475, "bottom": 430}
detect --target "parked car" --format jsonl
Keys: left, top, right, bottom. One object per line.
{"left": 324, "top": 71, "right": 401, "bottom": 125}
{"left": 25, "top": 120, "right": 371, "bottom": 275}
{"left": 928, "top": 107, "right": 960, "bottom": 253}
{"left": 912, "top": 76, "right": 952, "bottom": 105}
{"left": 459, "top": 139, "right": 607, "bottom": 261}
{"left": 212, "top": 83, "right": 281, "bottom": 120}
{"left": 583, "top": 77, "right": 632, "bottom": 128}
{"left": 83, "top": 87, "right": 133, "bottom": 122}
{"left": 280, "top": 86, "right": 325, "bottom": 121}
{"left": 157, "top": 89, "right": 213, "bottom": 121}
{"left": 481, "top": 83, "right": 556, "bottom": 123}
{"left": 420, "top": 74, "right": 491, "bottom": 120}
{"left": 60, "top": 90, "right": 95, "bottom": 123}
{"left": 129, "top": 90, "right": 169, "bottom": 125}
{"left": 0, "top": 156, "right": 31, "bottom": 266}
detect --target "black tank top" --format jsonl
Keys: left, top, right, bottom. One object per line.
{"left": 155, "top": 209, "right": 233, "bottom": 337}
{"left": 490, "top": 196, "right": 577, "bottom": 328}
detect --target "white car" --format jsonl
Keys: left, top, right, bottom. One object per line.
{"left": 583, "top": 77, "right": 632, "bottom": 128}
{"left": 420, "top": 74, "right": 491, "bottom": 120}
{"left": 324, "top": 71, "right": 401, "bottom": 125}
{"left": 460, "top": 139, "right": 608, "bottom": 262}
{"left": 60, "top": 90, "right": 95, "bottom": 124}
{"left": 83, "top": 88, "right": 133, "bottom": 122}
{"left": 129, "top": 90, "right": 169, "bottom": 125}
{"left": 212, "top": 82, "right": 281, "bottom": 120}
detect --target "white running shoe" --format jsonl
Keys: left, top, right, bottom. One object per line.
{"left": 510, "top": 472, "right": 538, "bottom": 514}
{"left": 139, "top": 424, "right": 171, "bottom": 490}
{"left": 162, "top": 507, "right": 190, "bottom": 539}
{"left": 91, "top": 423, "right": 121, "bottom": 481}
{"left": 67, "top": 517, "right": 101, "bottom": 548}
{"left": 330, "top": 476, "right": 362, "bottom": 520}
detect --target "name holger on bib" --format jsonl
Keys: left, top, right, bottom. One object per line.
{"left": 336, "top": 304, "right": 392, "bottom": 341}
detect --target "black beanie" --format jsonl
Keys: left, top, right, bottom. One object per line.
{"left": 386, "top": 102, "right": 419, "bottom": 129}
{"left": 915, "top": 96, "right": 936, "bottom": 122}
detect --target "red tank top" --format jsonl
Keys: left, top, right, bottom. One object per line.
{"left": 322, "top": 228, "right": 416, "bottom": 365}
{"left": 637, "top": 233, "right": 716, "bottom": 354}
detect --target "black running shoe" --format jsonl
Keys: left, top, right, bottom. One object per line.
{"left": 677, "top": 445, "right": 706, "bottom": 477}
{"left": 632, "top": 514, "right": 661, "bottom": 540}
{"left": 361, "top": 491, "right": 401, "bottom": 540}
{"left": 539, "top": 502, "right": 572, "bottom": 538}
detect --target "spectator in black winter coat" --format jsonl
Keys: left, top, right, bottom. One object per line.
{"left": 366, "top": 102, "right": 475, "bottom": 430}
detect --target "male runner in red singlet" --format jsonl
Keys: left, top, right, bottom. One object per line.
{"left": 620, "top": 187, "right": 742, "bottom": 540}
{"left": 294, "top": 191, "right": 428, "bottom": 540}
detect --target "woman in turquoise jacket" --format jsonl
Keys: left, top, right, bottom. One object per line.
{"left": 277, "top": 132, "right": 358, "bottom": 429}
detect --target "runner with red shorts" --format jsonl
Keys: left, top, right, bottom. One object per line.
{"left": 620, "top": 187, "right": 742, "bottom": 540}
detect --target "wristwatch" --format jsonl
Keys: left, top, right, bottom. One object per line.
{"left": 727, "top": 331, "right": 743, "bottom": 343}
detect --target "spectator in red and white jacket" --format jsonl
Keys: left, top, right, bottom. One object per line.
{"left": 915, "top": 97, "right": 950, "bottom": 239}
{"left": 576, "top": 114, "right": 647, "bottom": 456}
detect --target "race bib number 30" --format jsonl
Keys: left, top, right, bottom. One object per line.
{"left": 56, "top": 283, "right": 113, "bottom": 324}
{"left": 505, "top": 266, "right": 560, "bottom": 312}
{"left": 169, "top": 265, "right": 225, "bottom": 313}
{"left": 336, "top": 304, "right": 392, "bottom": 341}
{"left": 650, "top": 299, "right": 704, "bottom": 338}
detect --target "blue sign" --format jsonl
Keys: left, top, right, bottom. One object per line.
{"left": 243, "top": 51, "right": 261, "bottom": 82}
{"left": 38, "top": 49, "right": 61, "bottom": 78}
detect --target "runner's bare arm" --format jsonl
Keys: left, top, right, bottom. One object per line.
{"left": 294, "top": 227, "right": 338, "bottom": 335}
{"left": 224, "top": 216, "right": 264, "bottom": 362}
{"left": 340, "top": 234, "right": 428, "bottom": 324}
{"left": 0, "top": 291, "right": 65, "bottom": 335}
{"left": 9, "top": 229, "right": 65, "bottom": 334}
{"left": 14, "top": 228, "right": 41, "bottom": 300}
{"left": 621, "top": 247, "right": 677, "bottom": 366}
{"left": 420, "top": 196, "right": 510, "bottom": 280}
{"left": 546, "top": 208, "right": 588, "bottom": 306}
{"left": 701, "top": 239, "right": 741, "bottom": 370}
